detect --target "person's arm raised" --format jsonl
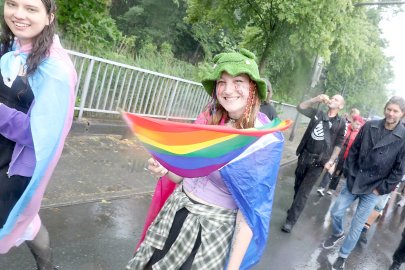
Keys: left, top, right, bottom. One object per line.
{"left": 298, "top": 94, "right": 329, "bottom": 110}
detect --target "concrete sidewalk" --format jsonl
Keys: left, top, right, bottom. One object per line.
{"left": 42, "top": 118, "right": 303, "bottom": 208}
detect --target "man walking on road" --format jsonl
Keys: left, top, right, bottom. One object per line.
{"left": 322, "top": 96, "right": 405, "bottom": 270}
{"left": 281, "top": 94, "right": 346, "bottom": 233}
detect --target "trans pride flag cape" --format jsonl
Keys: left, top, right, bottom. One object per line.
{"left": 0, "top": 36, "right": 76, "bottom": 253}
{"left": 123, "top": 113, "right": 292, "bottom": 269}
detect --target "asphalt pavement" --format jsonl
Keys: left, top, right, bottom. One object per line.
{"left": 0, "top": 119, "right": 404, "bottom": 270}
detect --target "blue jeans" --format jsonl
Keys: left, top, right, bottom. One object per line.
{"left": 330, "top": 184, "right": 379, "bottom": 258}
{"left": 374, "top": 193, "right": 390, "bottom": 212}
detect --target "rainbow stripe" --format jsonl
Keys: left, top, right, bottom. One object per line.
{"left": 122, "top": 113, "right": 292, "bottom": 177}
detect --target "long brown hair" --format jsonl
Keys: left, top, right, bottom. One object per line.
{"left": 205, "top": 80, "right": 261, "bottom": 129}
{"left": 0, "top": 0, "right": 57, "bottom": 77}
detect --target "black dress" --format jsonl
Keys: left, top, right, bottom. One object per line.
{"left": 0, "top": 74, "right": 34, "bottom": 228}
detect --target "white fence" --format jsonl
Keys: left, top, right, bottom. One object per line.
{"left": 67, "top": 50, "right": 303, "bottom": 123}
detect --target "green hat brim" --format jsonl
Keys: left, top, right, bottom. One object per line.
{"left": 201, "top": 64, "right": 267, "bottom": 101}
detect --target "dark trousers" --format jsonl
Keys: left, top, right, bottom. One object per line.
{"left": 286, "top": 153, "right": 323, "bottom": 225}
{"left": 328, "top": 172, "right": 343, "bottom": 190}
{"left": 318, "top": 157, "right": 344, "bottom": 190}
{"left": 0, "top": 167, "right": 31, "bottom": 228}
{"left": 393, "top": 228, "right": 405, "bottom": 264}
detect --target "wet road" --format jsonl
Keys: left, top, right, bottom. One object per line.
{"left": 1, "top": 161, "right": 403, "bottom": 270}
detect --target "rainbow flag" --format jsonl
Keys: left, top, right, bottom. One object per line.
{"left": 122, "top": 113, "right": 292, "bottom": 178}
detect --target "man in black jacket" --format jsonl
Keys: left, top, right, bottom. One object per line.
{"left": 322, "top": 96, "right": 405, "bottom": 270}
{"left": 281, "top": 94, "right": 346, "bottom": 233}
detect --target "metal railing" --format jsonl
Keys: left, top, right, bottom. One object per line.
{"left": 68, "top": 50, "right": 210, "bottom": 121}
{"left": 67, "top": 50, "right": 304, "bottom": 123}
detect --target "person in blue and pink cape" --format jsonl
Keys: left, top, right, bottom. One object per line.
{"left": 126, "top": 49, "right": 286, "bottom": 270}
{"left": 0, "top": 0, "right": 77, "bottom": 269}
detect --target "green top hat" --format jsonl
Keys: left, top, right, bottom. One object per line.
{"left": 201, "top": 48, "right": 267, "bottom": 101}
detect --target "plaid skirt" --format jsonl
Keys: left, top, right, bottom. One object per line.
{"left": 126, "top": 187, "right": 237, "bottom": 270}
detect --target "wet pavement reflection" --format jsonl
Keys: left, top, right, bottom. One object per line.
{"left": 1, "top": 162, "right": 403, "bottom": 270}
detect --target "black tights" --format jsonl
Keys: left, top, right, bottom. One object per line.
{"left": 26, "top": 224, "right": 55, "bottom": 270}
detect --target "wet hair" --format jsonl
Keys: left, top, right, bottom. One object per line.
{"left": 0, "top": 0, "right": 57, "bottom": 77}
{"left": 205, "top": 80, "right": 261, "bottom": 129}
{"left": 385, "top": 96, "right": 405, "bottom": 113}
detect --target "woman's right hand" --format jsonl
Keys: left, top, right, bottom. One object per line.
{"left": 147, "top": 158, "right": 168, "bottom": 178}
{"left": 147, "top": 157, "right": 184, "bottom": 183}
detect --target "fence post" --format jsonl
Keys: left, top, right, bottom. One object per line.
{"left": 165, "top": 80, "right": 179, "bottom": 120}
{"left": 78, "top": 58, "right": 95, "bottom": 121}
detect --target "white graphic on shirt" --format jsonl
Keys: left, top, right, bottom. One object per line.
{"left": 311, "top": 121, "right": 332, "bottom": 141}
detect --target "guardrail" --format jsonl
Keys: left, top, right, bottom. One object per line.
{"left": 67, "top": 50, "right": 210, "bottom": 121}
{"left": 67, "top": 50, "right": 304, "bottom": 123}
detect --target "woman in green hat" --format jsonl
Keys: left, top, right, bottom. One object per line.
{"left": 127, "top": 49, "right": 284, "bottom": 270}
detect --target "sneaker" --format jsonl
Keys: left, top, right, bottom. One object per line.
{"left": 323, "top": 233, "right": 345, "bottom": 249}
{"left": 389, "top": 261, "right": 401, "bottom": 270}
{"left": 317, "top": 187, "right": 325, "bottom": 196}
{"left": 332, "top": 257, "right": 346, "bottom": 270}
{"left": 326, "top": 190, "right": 333, "bottom": 195}
{"left": 359, "top": 231, "right": 368, "bottom": 244}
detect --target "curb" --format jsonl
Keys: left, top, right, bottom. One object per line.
{"left": 71, "top": 119, "right": 130, "bottom": 135}
{"left": 42, "top": 157, "right": 298, "bottom": 209}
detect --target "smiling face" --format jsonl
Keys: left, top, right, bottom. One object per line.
{"left": 4, "top": 0, "right": 53, "bottom": 46}
{"left": 216, "top": 72, "right": 251, "bottom": 120}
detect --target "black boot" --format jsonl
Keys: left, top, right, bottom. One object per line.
{"left": 281, "top": 221, "right": 293, "bottom": 233}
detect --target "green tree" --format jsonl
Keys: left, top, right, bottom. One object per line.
{"left": 56, "top": 0, "right": 132, "bottom": 56}
{"left": 187, "top": 0, "right": 352, "bottom": 72}
{"left": 325, "top": 8, "right": 394, "bottom": 116}
{"left": 115, "top": 0, "right": 202, "bottom": 62}
{"left": 185, "top": 0, "right": 355, "bottom": 103}
{"left": 186, "top": 0, "right": 393, "bottom": 109}
{"left": 110, "top": 0, "right": 140, "bottom": 18}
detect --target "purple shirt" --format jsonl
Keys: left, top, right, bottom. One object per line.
{"left": 183, "top": 171, "right": 237, "bottom": 209}
{"left": 0, "top": 74, "right": 35, "bottom": 177}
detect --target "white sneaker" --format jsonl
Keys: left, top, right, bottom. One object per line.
{"left": 326, "top": 190, "right": 333, "bottom": 195}
{"left": 317, "top": 187, "right": 325, "bottom": 196}
{"left": 398, "top": 198, "right": 405, "bottom": 207}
